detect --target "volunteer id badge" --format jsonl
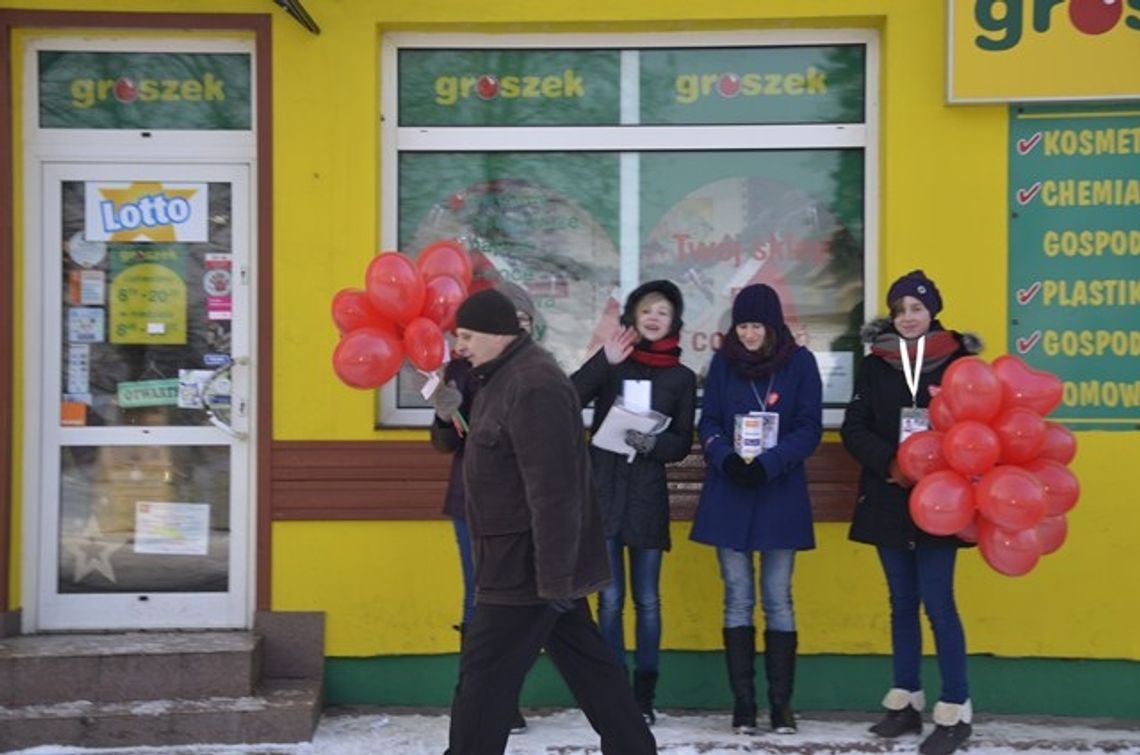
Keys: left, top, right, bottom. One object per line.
{"left": 898, "top": 407, "right": 930, "bottom": 443}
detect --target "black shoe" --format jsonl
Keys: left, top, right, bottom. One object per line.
{"left": 919, "top": 722, "right": 972, "bottom": 755}
{"left": 509, "top": 710, "right": 527, "bottom": 735}
{"left": 732, "top": 702, "right": 757, "bottom": 734}
{"left": 869, "top": 706, "right": 923, "bottom": 737}
{"left": 770, "top": 704, "right": 797, "bottom": 734}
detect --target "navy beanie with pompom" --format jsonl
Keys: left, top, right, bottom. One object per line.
{"left": 886, "top": 269, "right": 942, "bottom": 317}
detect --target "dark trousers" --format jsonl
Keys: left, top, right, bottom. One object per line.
{"left": 445, "top": 599, "right": 657, "bottom": 755}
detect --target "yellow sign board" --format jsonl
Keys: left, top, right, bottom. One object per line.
{"left": 948, "top": 0, "right": 1140, "bottom": 103}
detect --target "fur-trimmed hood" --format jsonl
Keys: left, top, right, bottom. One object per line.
{"left": 859, "top": 318, "right": 983, "bottom": 354}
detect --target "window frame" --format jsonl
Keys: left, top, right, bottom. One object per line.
{"left": 378, "top": 29, "right": 880, "bottom": 428}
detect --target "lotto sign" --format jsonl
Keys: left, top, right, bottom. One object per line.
{"left": 84, "top": 181, "right": 209, "bottom": 243}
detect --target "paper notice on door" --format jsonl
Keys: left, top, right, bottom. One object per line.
{"left": 134, "top": 501, "right": 210, "bottom": 555}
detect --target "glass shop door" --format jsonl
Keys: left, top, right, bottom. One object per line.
{"left": 35, "top": 162, "right": 252, "bottom": 630}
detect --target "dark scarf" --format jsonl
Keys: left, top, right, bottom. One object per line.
{"left": 629, "top": 335, "right": 681, "bottom": 368}
{"left": 720, "top": 326, "right": 796, "bottom": 381}
{"left": 871, "top": 325, "right": 960, "bottom": 374}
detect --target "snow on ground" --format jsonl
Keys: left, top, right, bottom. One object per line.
{"left": 8, "top": 709, "right": 1140, "bottom": 755}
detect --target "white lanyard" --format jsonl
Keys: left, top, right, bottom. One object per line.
{"left": 749, "top": 375, "right": 775, "bottom": 411}
{"left": 899, "top": 335, "right": 925, "bottom": 408}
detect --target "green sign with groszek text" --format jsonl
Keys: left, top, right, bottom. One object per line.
{"left": 38, "top": 51, "right": 252, "bottom": 130}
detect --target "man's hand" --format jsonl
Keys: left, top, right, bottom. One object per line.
{"left": 624, "top": 429, "right": 657, "bottom": 455}
{"left": 433, "top": 380, "right": 463, "bottom": 422}
{"left": 548, "top": 598, "right": 576, "bottom": 614}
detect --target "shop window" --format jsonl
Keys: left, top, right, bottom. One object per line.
{"left": 380, "top": 33, "right": 878, "bottom": 428}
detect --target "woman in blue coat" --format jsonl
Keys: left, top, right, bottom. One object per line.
{"left": 690, "top": 283, "right": 822, "bottom": 735}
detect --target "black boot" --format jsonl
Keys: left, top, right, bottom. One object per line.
{"left": 633, "top": 670, "right": 658, "bottom": 725}
{"left": 919, "top": 700, "right": 973, "bottom": 755}
{"left": 870, "top": 688, "right": 924, "bottom": 737}
{"left": 764, "top": 629, "right": 798, "bottom": 734}
{"left": 723, "top": 627, "right": 757, "bottom": 734}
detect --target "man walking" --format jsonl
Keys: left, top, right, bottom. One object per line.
{"left": 443, "top": 288, "right": 657, "bottom": 755}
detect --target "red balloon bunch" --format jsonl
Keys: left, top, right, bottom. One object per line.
{"left": 904, "top": 355, "right": 1079, "bottom": 577}
{"left": 331, "top": 240, "right": 472, "bottom": 389}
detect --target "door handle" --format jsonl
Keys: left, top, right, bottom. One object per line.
{"left": 203, "top": 357, "right": 249, "bottom": 440}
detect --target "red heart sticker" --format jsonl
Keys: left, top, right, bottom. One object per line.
{"left": 767, "top": 391, "right": 779, "bottom": 406}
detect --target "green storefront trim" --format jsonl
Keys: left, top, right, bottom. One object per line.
{"left": 325, "top": 651, "right": 1140, "bottom": 719}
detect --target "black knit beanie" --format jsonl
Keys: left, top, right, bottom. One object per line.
{"left": 622, "top": 279, "right": 684, "bottom": 336}
{"left": 455, "top": 289, "right": 521, "bottom": 335}
{"left": 887, "top": 269, "right": 942, "bottom": 317}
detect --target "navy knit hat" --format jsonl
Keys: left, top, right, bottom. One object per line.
{"left": 732, "top": 283, "right": 786, "bottom": 328}
{"left": 455, "top": 289, "right": 521, "bottom": 335}
{"left": 887, "top": 269, "right": 942, "bottom": 317}
{"left": 622, "top": 280, "right": 684, "bottom": 336}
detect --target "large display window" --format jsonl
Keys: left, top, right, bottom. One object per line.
{"left": 381, "top": 32, "right": 878, "bottom": 426}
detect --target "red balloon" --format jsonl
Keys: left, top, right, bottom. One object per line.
{"left": 416, "top": 239, "right": 474, "bottom": 288}
{"left": 909, "top": 469, "right": 976, "bottom": 536}
{"left": 331, "top": 288, "right": 388, "bottom": 334}
{"left": 365, "top": 252, "right": 426, "bottom": 325}
{"left": 941, "top": 357, "right": 1003, "bottom": 423}
{"left": 929, "top": 394, "right": 956, "bottom": 432}
{"left": 992, "top": 355, "right": 1063, "bottom": 415}
{"left": 976, "top": 465, "right": 1047, "bottom": 531}
{"left": 991, "top": 407, "right": 1047, "bottom": 464}
{"left": 1036, "top": 514, "right": 1068, "bottom": 555}
{"left": 421, "top": 275, "right": 467, "bottom": 331}
{"left": 332, "top": 326, "right": 404, "bottom": 389}
{"left": 403, "top": 317, "right": 446, "bottom": 372}
{"left": 956, "top": 516, "right": 979, "bottom": 544}
{"left": 941, "top": 420, "right": 1001, "bottom": 476}
{"left": 977, "top": 518, "right": 1042, "bottom": 577}
{"left": 1038, "top": 422, "right": 1077, "bottom": 464}
{"left": 897, "top": 430, "right": 948, "bottom": 482}
{"left": 1022, "top": 458, "right": 1080, "bottom": 516}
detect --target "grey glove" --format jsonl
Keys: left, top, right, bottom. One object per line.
{"left": 625, "top": 429, "right": 657, "bottom": 455}
{"left": 432, "top": 380, "right": 463, "bottom": 422}
{"left": 548, "top": 598, "right": 576, "bottom": 614}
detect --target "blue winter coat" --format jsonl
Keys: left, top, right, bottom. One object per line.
{"left": 689, "top": 346, "right": 823, "bottom": 552}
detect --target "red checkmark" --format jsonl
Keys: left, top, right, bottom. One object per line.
{"left": 1017, "top": 132, "right": 1042, "bottom": 155}
{"left": 1017, "top": 182, "right": 1042, "bottom": 205}
{"left": 1016, "top": 330, "right": 1042, "bottom": 354}
{"left": 1016, "top": 281, "right": 1042, "bottom": 305}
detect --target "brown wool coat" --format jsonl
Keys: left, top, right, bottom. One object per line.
{"left": 463, "top": 336, "right": 611, "bottom": 605}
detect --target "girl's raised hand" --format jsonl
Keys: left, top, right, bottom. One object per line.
{"left": 603, "top": 326, "right": 637, "bottom": 365}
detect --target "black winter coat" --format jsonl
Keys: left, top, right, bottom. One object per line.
{"left": 571, "top": 349, "right": 697, "bottom": 550}
{"left": 430, "top": 358, "right": 475, "bottom": 520}
{"left": 841, "top": 320, "right": 981, "bottom": 551}
{"left": 464, "top": 335, "right": 611, "bottom": 605}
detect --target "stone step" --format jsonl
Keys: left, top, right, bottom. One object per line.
{"left": 0, "top": 631, "right": 262, "bottom": 706}
{"left": 0, "top": 677, "right": 322, "bottom": 751}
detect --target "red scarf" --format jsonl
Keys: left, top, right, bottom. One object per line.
{"left": 629, "top": 335, "right": 682, "bottom": 368}
{"left": 871, "top": 329, "right": 960, "bottom": 373}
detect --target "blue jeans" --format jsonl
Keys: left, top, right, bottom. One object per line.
{"left": 452, "top": 518, "right": 475, "bottom": 626}
{"left": 877, "top": 546, "right": 969, "bottom": 704}
{"left": 717, "top": 547, "right": 796, "bottom": 632}
{"left": 597, "top": 537, "right": 662, "bottom": 673}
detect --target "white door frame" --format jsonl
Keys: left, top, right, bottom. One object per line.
{"left": 19, "top": 35, "right": 258, "bottom": 632}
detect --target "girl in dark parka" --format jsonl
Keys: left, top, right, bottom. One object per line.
{"left": 571, "top": 280, "right": 697, "bottom": 725}
{"left": 841, "top": 270, "right": 981, "bottom": 755}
